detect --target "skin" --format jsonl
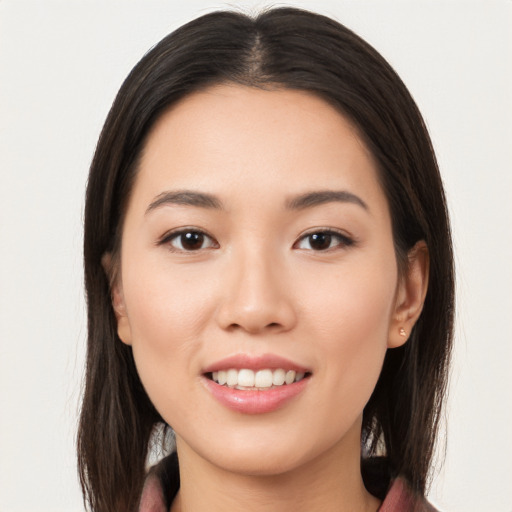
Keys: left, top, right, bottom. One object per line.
{"left": 110, "top": 84, "right": 428, "bottom": 512}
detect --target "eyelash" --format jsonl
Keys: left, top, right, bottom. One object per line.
{"left": 294, "top": 229, "right": 355, "bottom": 252}
{"left": 159, "top": 228, "right": 218, "bottom": 252}
{"left": 158, "top": 228, "right": 355, "bottom": 253}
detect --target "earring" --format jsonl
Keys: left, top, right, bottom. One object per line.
{"left": 399, "top": 327, "right": 407, "bottom": 337}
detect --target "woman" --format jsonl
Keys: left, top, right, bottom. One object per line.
{"left": 78, "top": 7, "right": 454, "bottom": 512}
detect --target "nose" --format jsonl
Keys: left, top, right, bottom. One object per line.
{"left": 215, "top": 248, "right": 297, "bottom": 335}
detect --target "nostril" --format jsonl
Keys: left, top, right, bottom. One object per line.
{"left": 225, "top": 322, "right": 282, "bottom": 333}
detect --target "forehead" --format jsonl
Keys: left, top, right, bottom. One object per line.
{"left": 134, "top": 84, "right": 386, "bottom": 212}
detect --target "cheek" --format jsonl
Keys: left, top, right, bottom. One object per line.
{"left": 120, "top": 260, "right": 217, "bottom": 406}
{"left": 299, "top": 258, "right": 396, "bottom": 402}
{"left": 302, "top": 257, "right": 396, "bottom": 339}
{"left": 123, "top": 255, "right": 216, "bottom": 344}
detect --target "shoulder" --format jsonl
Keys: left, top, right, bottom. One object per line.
{"left": 138, "top": 452, "right": 179, "bottom": 512}
{"left": 363, "top": 457, "right": 440, "bottom": 512}
{"left": 379, "top": 477, "right": 440, "bottom": 512}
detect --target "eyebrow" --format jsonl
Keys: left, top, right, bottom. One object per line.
{"left": 146, "top": 190, "right": 224, "bottom": 214}
{"left": 285, "top": 190, "right": 368, "bottom": 211}
{"left": 145, "top": 188, "right": 368, "bottom": 215}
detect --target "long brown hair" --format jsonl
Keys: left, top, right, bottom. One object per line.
{"left": 78, "top": 7, "right": 454, "bottom": 511}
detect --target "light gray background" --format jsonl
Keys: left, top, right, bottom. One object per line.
{"left": 1, "top": 1, "right": 511, "bottom": 511}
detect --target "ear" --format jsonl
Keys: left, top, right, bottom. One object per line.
{"left": 101, "top": 252, "right": 133, "bottom": 346}
{"left": 388, "top": 241, "right": 429, "bottom": 348}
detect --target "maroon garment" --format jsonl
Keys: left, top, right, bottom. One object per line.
{"left": 139, "top": 473, "right": 168, "bottom": 512}
{"left": 138, "top": 454, "right": 439, "bottom": 512}
{"left": 377, "top": 478, "right": 439, "bottom": 512}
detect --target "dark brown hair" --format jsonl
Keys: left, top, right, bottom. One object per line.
{"left": 78, "top": 7, "right": 454, "bottom": 511}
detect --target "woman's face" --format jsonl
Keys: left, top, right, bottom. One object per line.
{"left": 113, "top": 84, "right": 416, "bottom": 476}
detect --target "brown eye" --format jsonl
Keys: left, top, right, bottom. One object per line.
{"left": 308, "top": 233, "right": 332, "bottom": 250}
{"left": 168, "top": 230, "right": 216, "bottom": 251}
{"left": 295, "top": 230, "right": 354, "bottom": 251}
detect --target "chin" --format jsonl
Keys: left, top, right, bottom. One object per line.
{"left": 176, "top": 418, "right": 355, "bottom": 481}
{"left": 209, "top": 446, "right": 308, "bottom": 477}
{"left": 175, "top": 425, "right": 311, "bottom": 476}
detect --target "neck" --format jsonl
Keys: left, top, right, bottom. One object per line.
{"left": 170, "top": 423, "right": 380, "bottom": 512}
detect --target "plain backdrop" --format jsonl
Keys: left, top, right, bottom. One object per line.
{"left": 1, "top": 1, "right": 511, "bottom": 511}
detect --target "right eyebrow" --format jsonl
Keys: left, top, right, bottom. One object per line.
{"left": 145, "top": 190, "right": 224, "bottom": 215}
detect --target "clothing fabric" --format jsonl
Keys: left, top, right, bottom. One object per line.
{"left": 138, "top": 452, "right": 439, "bottom": 512}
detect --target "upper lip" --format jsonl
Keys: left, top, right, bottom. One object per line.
{"left": 202, "top": 353, "right": 310, "bottom": 374}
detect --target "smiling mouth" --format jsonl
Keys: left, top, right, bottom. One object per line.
{"left": 206, "top": 368, "right": 311, "bottom": 391}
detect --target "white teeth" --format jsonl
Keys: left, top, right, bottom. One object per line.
{"left": 272, "top": 368, "right": 286, "bottom": 386}
{"left": 238, "top": 369, "right": 255, "bottom": 387}
{"left": 254, "top": 369, "right": 273, "bottom": 388}
{"left": 210, "top": 368, "right": 307, "bottom": 389}
{"left": 226, "top": 369, "right": 238, "bottom": 386}
{"left": 217, "top": 370, "right": 227, "bottom": 385}
{"left": 285, "top": 370, "right": 296, "bottom": 385}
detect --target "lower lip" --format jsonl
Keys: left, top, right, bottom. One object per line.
{"left": 203, "top": 376, "right": 309, "bottom": 414}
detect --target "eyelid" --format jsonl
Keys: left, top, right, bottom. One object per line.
{"left": 293, "top": 227, "right": 355, "bottom": 251}
{"left": 158, "top": 227, "right": 219, "bottom": 251}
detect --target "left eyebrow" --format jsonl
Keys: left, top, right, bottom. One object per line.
{"left": 285, "top": 190, "right": 368, "bottom": 211}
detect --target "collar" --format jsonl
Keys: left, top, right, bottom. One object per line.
{"left": 138, "top": 454, "right": 438, "bottom": 512}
